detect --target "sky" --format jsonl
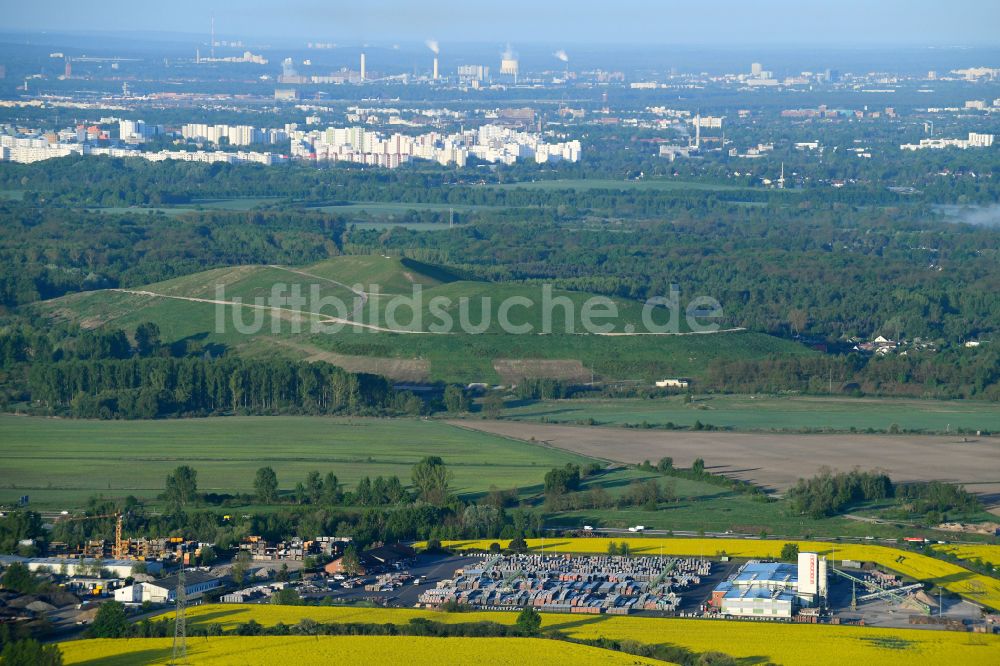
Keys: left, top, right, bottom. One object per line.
{"left": 6, "top": 0, "right": 1000, "bottom": 46}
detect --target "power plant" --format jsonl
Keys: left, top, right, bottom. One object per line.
{"left": 500, "top": 44, "right": 519, "bottom": 84}
{"left": 554, "top": 48, "right": 569, "bottom": 72}
{"left": 426, "top": 40, "right": 440, "bottom": 80}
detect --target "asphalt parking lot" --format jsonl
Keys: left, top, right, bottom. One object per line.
{"left": 301, "top": 552, "right": 736, "bottom": 614}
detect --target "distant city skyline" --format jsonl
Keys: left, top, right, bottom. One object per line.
{"left": 4, "top": 0, "right": 1000, "bottom": 47}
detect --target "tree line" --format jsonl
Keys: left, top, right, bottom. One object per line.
{"left": 787, "top": 468, "right": 981, "bottom": 521}
{"left": 26, "top": 356, "right": 394, "bottom": 419}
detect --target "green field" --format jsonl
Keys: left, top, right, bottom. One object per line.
{"left": 85, "top": 198, "right": 495, "bottom": 220}
{"left": 0, "top": 416, "right": 592, "bottom": 510}
{"left": 501, "top": 395, "right": 1000, "bottom": 434}
{"left": 347, "top": 221, "right": 459, "bottom": 231}
{"left": 7, "top": 413, "right": 995, "bottom": 540}
{"left": 35, "top": 255, "right": 810, "bottom": 384}
{"left": 493, "top": 178, "right": 750, "bottom": 192}
{"left": 311, "top": 201, "right": 497, "bottom": 214}
{"left": 0, "top": 415, "right": 945, "bottom": 539}
{"left": 86, "top": 197, "right": 285, "bottom": 216}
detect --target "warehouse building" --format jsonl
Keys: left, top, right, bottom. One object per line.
{"left": 114, "top": 570, "right": 221, "bottom": 604}
{"left": 711, "top": 554, "right": 827, "bottom": 619}
{"left": 715, "top": 583, "right": 798, "bottom": 617}
{"left": 0, "top": 555, "right": 162, "bottom": 579}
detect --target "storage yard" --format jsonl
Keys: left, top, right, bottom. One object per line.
{"left": 418, "top": 554, "right": 711, "bottom": 614}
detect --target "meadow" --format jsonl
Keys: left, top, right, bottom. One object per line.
{"left": 85, "top": 197, "right": 285, "bottom": 216}
{"left": 0, "top": 416, "right": 591, "bottom": 509}
{"left": 309, "top": 200, "right": 498, "bottom": 214}
{"left": 86, "top": 197, "right": 497, "bottom": 220}
{"left": 432, "top": 538, "right": 1000, "bottom": 611}
{"left": 501, "top": 394, "right": 1000, "bottom": 434}
{"left": 550, "top": 465, "right": 930, "bottom": 540}
{"left": 35, "top": 255, "right": 808, "bottom": 384}
{"left": 0, "top": 413, "right": 949, "bottom": 540}
{"left": 141, "top": 603, "right": 1000, "bottom": 666}
{"left": 58, "top": 636, "right": 656, "bottom": 666}
{"left": 493, "top": 178, "right": 750, "bottom": 192}
{"left": 457, "top": 420, "right": 1000, "bottom": 511}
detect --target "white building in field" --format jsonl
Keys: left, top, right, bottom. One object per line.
{"left": 655, "top": 378, "right": 690, "bottom": 389}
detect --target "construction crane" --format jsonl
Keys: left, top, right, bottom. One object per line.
{"left": 59, "top": 511, "right": 127, "bottom": 560}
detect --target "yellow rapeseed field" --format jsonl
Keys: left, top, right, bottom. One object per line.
{"left": 429, "top": 538, "right": 1000, "bottom": 610}
{"left": 932, "top": 544, "right": 1000, "bottom": 568}
{"left": 59, "top": 636, "right": 661, "bottom": 665}
{"left": 159, "top": 604, "right": 1000, "bottom": 666}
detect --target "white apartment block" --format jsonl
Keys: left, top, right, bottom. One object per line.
{"left": 900, "top": 132, "right": 995, "bottom": 150}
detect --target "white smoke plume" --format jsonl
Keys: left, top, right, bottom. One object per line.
{"left": 942, "top": 204, "right": 1000, "bottom": 227}
{"left": 554, "top": 49, "right": 569, "bottom": 63}
{"left": 425, "top": 40, "right": 439, "bottom": 55}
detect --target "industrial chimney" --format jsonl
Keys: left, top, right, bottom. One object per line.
{"left": 426, "top": 40, "right": 440, "bottom": 81}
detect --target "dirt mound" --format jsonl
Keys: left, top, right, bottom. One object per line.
{"left": 272, "top": 340, "right": 430, "bottom": 382}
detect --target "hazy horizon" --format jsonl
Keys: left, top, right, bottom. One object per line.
{"left": 4, "top": 0, "right": 1000, "bottom": 47}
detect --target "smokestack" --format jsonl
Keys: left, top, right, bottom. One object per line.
{"left": 554, "top": 49, "right": 569, "bottom": 78}
{"left": 426, "top": 40, "right": 440, "bottom": 80}
{"left": 211, "top": 16, "right": 215, "bottom": 59}
{"left": 360, "top": 52, "right": 366, "bottom": 81}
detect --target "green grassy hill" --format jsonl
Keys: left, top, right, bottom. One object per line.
{"left": 298, "top": 255, "right": 464, "bottom": 294}
{"left": 33, "top": 255, "right": 813, "bottom": 384}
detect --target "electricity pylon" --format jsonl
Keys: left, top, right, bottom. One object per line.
{"left": 171, "top": 565, "right": 187, "bottom": 664}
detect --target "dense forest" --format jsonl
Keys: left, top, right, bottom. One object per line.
{"left": 702, "top": 349, "right": 1000, "bottom": 401}
{"left": 0, "top": 202, "right": 345, "bottom": 306}
{"left": 0, "top": 322, "right": 407, "bottom": 418}
{"left": 0, "top": 154, "right": 984, "bottom": 210}
{"left": 375, "top": 212, "right": 999, "bottom": 343}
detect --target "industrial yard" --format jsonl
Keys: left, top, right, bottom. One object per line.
{"left": 418, "top": 554, "right": 712, "bottom": 614}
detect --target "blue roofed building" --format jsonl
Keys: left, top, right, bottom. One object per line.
{"left": 710, "top": 556, "right": 827, "bottom": 619}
